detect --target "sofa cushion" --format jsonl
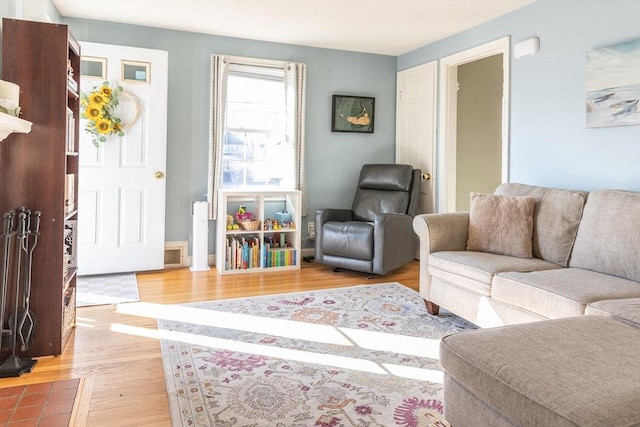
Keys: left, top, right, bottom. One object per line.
{"left": 492, "top": 268, "right": 640, "bottom": 319}
{"left": 495, "top": 183, "right": 588, "bottom": 266}
{"left": 440, "top": 316, "right": 640, "bottom": 427}
{"left": 570, "top": 189, "right": 640, "bottom": 282}
{"left": 466, "top": 192, "right": 535, "bottom": 258}
{"left": 429, "top": 251, "right": 560, "bottom": 296}
{"left": 586, "top": 298, "right": 640, "bottom": 328}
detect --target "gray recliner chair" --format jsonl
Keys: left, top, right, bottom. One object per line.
{"left": 315, "top": 164, "right": 421, "bottom": 276}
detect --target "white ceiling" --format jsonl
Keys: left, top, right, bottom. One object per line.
{"left": 52, "top": 0, "right": 537, "bottom": 56}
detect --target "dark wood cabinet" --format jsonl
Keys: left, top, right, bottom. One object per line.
{"left": 0, "top": 18, "right": 79, "bottom": 357}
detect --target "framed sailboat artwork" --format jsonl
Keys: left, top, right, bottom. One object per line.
{"left": 586, "top": 38, "right": 640, "bottom": 128}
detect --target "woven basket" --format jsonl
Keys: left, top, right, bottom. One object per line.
{"left": 239, "top": 219, "right": 261, "bottom": 231}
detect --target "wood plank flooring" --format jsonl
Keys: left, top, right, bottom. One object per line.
{"left": 0, "top": 260, "right": 419, "bottom": 426}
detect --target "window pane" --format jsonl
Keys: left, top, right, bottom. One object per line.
{"left": 221, "top": 68, "right": 294, "bottom": 189}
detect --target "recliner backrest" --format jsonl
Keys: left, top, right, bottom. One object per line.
{"left": 351, "top": 164, "right": 415, "bottom": 222}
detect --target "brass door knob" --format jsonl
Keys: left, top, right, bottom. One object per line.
{"left": 422, "top": 173, "right": 431, "bottom": 180}
{"left": 155, "top": 171, "right": 165, "bottom": 179}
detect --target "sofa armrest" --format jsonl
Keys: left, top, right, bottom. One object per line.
{"left": 412, "top": 212, "right": 470, "bottom": 256}
{"left": 412, "top": 212, "right": 469, "bottom": 301}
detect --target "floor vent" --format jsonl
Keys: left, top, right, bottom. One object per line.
{"left": 164, "top": 241, "right": 188, "bottom": 268}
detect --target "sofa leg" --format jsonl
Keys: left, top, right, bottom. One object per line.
{"left": 424, "top": 300, "right": 440, "bottom": 315}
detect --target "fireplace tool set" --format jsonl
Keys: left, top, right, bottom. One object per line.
{"left": 0, "top": 207, "right": 40, "bottom": 377}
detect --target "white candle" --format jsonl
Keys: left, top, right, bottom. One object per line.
{"left": 0, "top": 80, "right": 20, "bottom": 113}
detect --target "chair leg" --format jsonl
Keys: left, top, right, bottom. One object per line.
{"left": 424, "top": 300, "right": 440, "bottom": 315}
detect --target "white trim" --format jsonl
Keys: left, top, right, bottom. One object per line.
{"left": 222, "top": 54, "right": 289, "bottom": 69}
{"left": 437, "top": 36, "right": 510, "bottom": 212}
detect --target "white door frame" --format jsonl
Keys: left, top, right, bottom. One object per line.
{"left": 438, "top": 36, "right": 510, "bottom": 212}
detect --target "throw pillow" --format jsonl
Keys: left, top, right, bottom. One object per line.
{"left": 466, "top": 192, "right": 535, "bottom": 258}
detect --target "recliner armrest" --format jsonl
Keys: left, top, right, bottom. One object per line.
{"left": 413, "top": 212, "right": 470, "bottom": 257}
{"left": 372, "top": 213, "right": 416, "bottom": 275}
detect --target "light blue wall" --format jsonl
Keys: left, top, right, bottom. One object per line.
{"left": 61, "top": 18, "right": 398, "bottom": 253}
{"left": 5, "top": 0, "right": 638, "bottom": 261}
{"left": 399, "top": 0, "right": 640, "bottom": 193}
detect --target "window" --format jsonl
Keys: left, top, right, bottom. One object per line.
{"left": 208, "top": 55, "right": 308, "bottom": 220}
{"left": 222, "top": 64, "right": 293, "bottom": 188}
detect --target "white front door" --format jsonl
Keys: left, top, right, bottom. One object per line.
{"left": 396, "top": 61, "right": 438, "bottom": 214}
{"left": 77, "top": 42, "right": 168, "bottom": 275}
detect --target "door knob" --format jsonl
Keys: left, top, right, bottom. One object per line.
{"left": 422, "top": 173, "right": 431, "bottom": 180}
{"left": 155, "top": 171, "right": 165, "bottom": 179}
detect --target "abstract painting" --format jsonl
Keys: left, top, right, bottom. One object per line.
{"left": 586, "top": 38, "right": 640, "bottom": 128}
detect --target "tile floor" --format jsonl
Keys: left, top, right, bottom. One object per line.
{"left": 0, "top": 378, "right": 79, "bottom": 426}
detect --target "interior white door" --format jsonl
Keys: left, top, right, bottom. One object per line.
{"left": 396, "top": 61, "right": 438, "bottom": 214}
{"left": 77, "top": 42, "right": 168, "bottom": 275}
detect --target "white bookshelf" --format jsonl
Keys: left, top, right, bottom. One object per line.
{"left": 216, "top": 189, "right": 301, "bottom": 274}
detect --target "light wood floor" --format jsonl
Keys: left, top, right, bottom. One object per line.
{"left": 0, "top": 260, "right": 419, "bottom": 426}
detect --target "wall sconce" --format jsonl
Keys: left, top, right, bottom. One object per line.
{"left": 514, "top": 37, "right": 540, "bottom": 59}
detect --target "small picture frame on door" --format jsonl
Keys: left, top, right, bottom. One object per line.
{"left": 121, "top": 60, "right": 151, "bottom": 84}
{"left": 80, "top": 56, "right": 107, "bottom": 80}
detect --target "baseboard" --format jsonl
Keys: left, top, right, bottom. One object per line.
{"left": 184, "top": 255, "right": 216, "bottom": 269}
{"left": 301, "top": 248, "right": 315, "bottom": 258}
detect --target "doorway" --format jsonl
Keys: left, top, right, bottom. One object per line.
{"left": 438, "top": 37, "right": 510, "bottom": 212}
{"left": 77, "top": 42, "right": 169, "bottom": 275}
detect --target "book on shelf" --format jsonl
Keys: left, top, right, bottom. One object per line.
{"left": 225, "top": 235, "right": 260, "bottom": 270}
{"left": 64, "top": 174, "right": 75, "bottom": 213}
{"left": 66, "top": 107, "right": 75, "bottom": 152}
{"left": 263, "top": 244, "right": 297, "bottom": 268}
{"left": 67, "top": 77, "right": 77, "bottom": 92}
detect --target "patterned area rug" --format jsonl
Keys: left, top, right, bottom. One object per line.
{"left": 157, "top": 283, "right": 476, "bottom": 427}
{"left": 76, "top": 272, "right": 140, "bottom": 307}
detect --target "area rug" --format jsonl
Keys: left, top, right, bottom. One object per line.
{"left": 76, "top": 272, "right": 140, "bottom": 307}
{"left": 157, "top": 283, "right": 476, "bottom": 426}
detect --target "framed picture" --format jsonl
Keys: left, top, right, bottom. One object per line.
{"left": 331, "top": 95, "right": 375, "bottom": 133}
{"left": 121, "top": 60, "right": 151, "bottom": 84}
{"left": 80, "top": 56, "right": 107, "bottom": 80}
{"left": 586, "top": 38, "right": 640, "bottom": 128}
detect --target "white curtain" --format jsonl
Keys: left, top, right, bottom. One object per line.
{"left": 206, "top": 55, "right": 229, "bottom": 220}
{"left": 207, "top": 55, "right": 308, "bottom": 220}
{"left": 285, "top": 62, "right": 308, "bottom": 217}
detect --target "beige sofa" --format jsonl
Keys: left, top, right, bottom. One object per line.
{"left": 413, "top": 183, "right": 640, "bottom": 426}
{"left": 412, "top": 183, "right": 640, "bottom": 327}
{"left": 440, "top": 308, "right": 640, "bottom": 426}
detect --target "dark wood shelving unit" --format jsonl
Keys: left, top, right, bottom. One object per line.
{"left": 0, "top": 18, "right": 80, "bottom": 357}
